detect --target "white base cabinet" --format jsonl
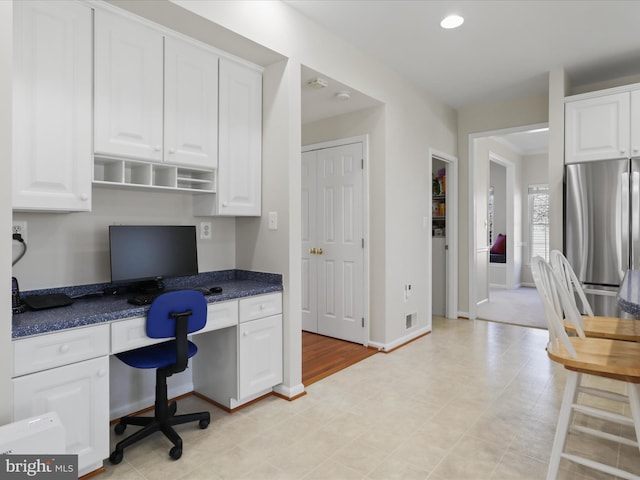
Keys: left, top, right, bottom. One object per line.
{"left": 193, "top": 293, "right": 282, "bottom": 409}
{"left": 12, "top": 0, "right": 92, "bottom": 212}
{"left": 13, "top": 356, "right": 110, "bottom": 477}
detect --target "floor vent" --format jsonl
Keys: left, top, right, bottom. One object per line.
{"left": 405, "top": 313, "right": 416, "bottom": 330}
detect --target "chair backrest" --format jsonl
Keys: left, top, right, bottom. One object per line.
{"left": 549, "top": 250, "right": 591, "bottom": 337}
{"left": 146, "top": 290, "right": 207, "bottom": 339}
{"left": 531, "top": 256, "right": 579, "bottom": 358}
{"left": 550, "top": 250, "right": 594, "bottom": 316}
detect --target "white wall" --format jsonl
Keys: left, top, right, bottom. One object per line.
{"left": 174, "top": 0, "right": 458, "bottom": 351}
{"left": 0, "top": 0, "right": 12, "bottom": 424}
{"left": 12, "top": 189, "right": 236, "bottom": 291}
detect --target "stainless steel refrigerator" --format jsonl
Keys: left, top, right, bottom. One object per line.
{"left": 565, "top": 158, "right": 640, "bottom": 317}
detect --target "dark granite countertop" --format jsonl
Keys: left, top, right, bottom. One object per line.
{"left": 12, "top": 270, "right": 282, "bottom": 339}
{"left": 617, "top": 269, "right": 640, "bottom": 316}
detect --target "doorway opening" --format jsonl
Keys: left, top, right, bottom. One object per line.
{"left": 468, "top": 124, "right": 548, "bottom": 326}
{"left": 430, "top": 149, "right": 458, "bottom": 320}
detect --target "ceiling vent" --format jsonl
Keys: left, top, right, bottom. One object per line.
{"left": 307, "top": 77, "right": 328, "bottom": 89}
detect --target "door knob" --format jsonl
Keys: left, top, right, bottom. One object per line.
{"left": 310, "top": 248, "right": 317, "bottom": 254}
{"left": 317, "top": 248, "right": 323, "bottom": 255}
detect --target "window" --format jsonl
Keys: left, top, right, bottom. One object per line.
{"left": 528, "top": 184, "right": 549, "bottom": 261}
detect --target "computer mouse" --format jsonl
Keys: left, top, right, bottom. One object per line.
{"left": 209, "top": 286, "right": 223, "bottom": 294}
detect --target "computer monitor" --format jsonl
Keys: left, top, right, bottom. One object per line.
{"left": 109, "top": 225, "right": 198, "bottom": 291}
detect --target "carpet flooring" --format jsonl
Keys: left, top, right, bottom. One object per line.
{"left": 476, "top": 286, "right": 547, "bottom": 329}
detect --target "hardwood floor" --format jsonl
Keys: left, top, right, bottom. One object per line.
{"left": 302, "top": 331, "right": 378, "bottom": 386}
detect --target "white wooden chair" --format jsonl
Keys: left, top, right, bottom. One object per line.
{"left": 550, "top": 249, "right": 640, "bottom": 342}
{"left": 531, "top": 256, "right": 640, "bottom": 479}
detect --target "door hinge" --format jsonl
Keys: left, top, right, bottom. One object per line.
{"left": 361, "top": 158, "right": 364, "bottom": 170}
{"left": 362, "top": 317, "right": 365, "bottom": 327}
{"left": 362, "top": 238, "right": 364, "bottom": 248}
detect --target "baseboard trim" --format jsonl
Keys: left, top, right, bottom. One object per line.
{"left": 273, "top": 383, "right": 306, "bottom": 400}
{"left": 368, "top": 326, "right": 431, "bottom": 353}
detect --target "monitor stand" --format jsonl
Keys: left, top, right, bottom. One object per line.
{"left": 127, "top": 279, "right": 165, "bottom": 294}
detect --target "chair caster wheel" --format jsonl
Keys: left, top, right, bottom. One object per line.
{"left": 169, "top": 446, "right": 182, "bottom": 460}
{"left": 199, "top": 419, "right": 209, "bottom": 429}
{"left": 109, "top": 450, "right": 123, "bottom": 465}
{"left": 114, "top": 423, "right": 126, "bottom": 435}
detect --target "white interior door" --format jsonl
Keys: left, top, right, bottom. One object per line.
{"left": 301, "top": 142, "right": 365, "bottom": 344}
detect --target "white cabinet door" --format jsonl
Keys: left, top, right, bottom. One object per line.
{"left": 217, "top": 58, "right": 262, "bottom": 216}
{"left": 94, "top": 9, "right": 163, "bottom": 162}
{"left": 12, "top": 0, "right": 92, "bottom": 212}
{"left": 13, "top": 356, "right": 110, "bottom": 478}
{"left": 238, "top": 314, "right": 282, "bottom": 399}
{"left": 164, "top": 36, "right": 218, "bottom": 169}
{"left": 631, "top": 90, "right": 640, "bottom": 158}
{"left": 565, "top": 92, "right": 630, "bottom": 164}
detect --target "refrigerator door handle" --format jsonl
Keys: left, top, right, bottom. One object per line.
{"left": 621, "top": 171, "right": 630, "bottom": 275}
{"left": 632, "top": 170, "right": 640, "bottom": 269}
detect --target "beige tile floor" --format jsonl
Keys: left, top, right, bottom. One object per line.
{"left": 100, "top": 317, "right": 639, "bottom": 480}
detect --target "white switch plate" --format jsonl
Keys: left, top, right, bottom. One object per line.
{"left": 268, "top": 211, "right": 278, "bottom": 230}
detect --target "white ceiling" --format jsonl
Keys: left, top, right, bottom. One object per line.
{"left": 286, "top": 0, "right": 640, "bottom": 110}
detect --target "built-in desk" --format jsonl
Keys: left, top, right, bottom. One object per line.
{"left": 11, "top": 270, "right": 283, "bottom": 478}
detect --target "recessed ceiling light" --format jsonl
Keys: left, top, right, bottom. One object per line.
{"left": 440, "top": 14, "right": 464, "bottom": 29}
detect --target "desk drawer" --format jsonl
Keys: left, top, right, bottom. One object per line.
{"left": 239, "top": 293, "right": 282, "bottom": 323}
{"left": 13, "top": 324, "right": 110, "bottom": 377}
{"left": 111, "top": 301, "right": 239, "bottom": 353}
{"left": 200, "top": 300, "right": 238, "bottom": 333}
{"left": 111, "top": 316, "right": 164, "bottom": 354}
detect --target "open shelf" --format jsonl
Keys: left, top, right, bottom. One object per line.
{"left": 94, "top": 156, "right": 215, "bottom": 193}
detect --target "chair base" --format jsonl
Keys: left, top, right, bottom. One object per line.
{"left": 109, "top": 400, "right": 210, "bottom": 464}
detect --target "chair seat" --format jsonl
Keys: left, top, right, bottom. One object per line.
{"left": 547, "top": 336, "right": 640, "bottom": 382}
{"left": 116, "top": 340, "right": 198, "bottom": 369}
{"left": 564, "top": 316, "right": 640, "bottom": 342}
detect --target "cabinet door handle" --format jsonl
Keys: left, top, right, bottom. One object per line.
{"left": 59, "top": 344, "right": 70, "bottom": 354}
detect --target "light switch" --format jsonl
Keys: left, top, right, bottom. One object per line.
{"left": 268, "top": 211, "right": 278, "bottom": 230}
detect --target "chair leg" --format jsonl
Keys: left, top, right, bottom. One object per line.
{"left": 547, "top": 371, "right": 581, "bottom": 480}
{"left": 629, "top": 383, "right": 640, "bottom": 455}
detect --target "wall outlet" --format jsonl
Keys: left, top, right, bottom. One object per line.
{"left": 12, "top": 221, "right": 27, "bottom": 244}
{"left": 268, "top": 211, "right": 278, "bottom": 230}
{"left": 403, "top": 283, "right": 412, "bottom": 301}
{"left": 200, "top": 222, "right": 212, "bottom": 240}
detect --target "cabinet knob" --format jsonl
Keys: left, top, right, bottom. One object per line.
{"left": 243, "top": 331, "right": 249, "bottom": 337}
{"left": 168, "top": 148, "right": 176, "bottom": 154}
{"left": 154, "top": 145, "right": 161, "bottom": 152}
{"left": 59, "top": 344, "right": 70, "bottom": 354}
{"left": 222, "top": 202, "right": 228, "bottom": 207}
{"left": 621, "top": 150, "right": 626, "bottom": 155}
{"left": 80, "top": 193, "right": 89, "bottom": 201}
{"left": 97, "top": 369, "right": 107, "bottom": 378}
{"left": 317, "top": 248, "right": 323, "bottom": 255}
{"left": 310, "top": 248, "right": 317, "bottom": 255}
{"left": 634, "top": 147, "right": 639, "bottom": 154}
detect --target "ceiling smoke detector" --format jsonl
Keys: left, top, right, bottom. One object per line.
{"left": 335, "top": 91, "right": 351, "bottom": 101}
{"left": 307, "top": 77, "right": 328, "bottom": 89}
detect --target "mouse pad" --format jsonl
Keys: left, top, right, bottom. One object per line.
{"left": 23, "top": 294, "right": 74, "bottom": 310}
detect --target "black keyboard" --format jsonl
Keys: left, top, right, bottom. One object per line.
{"left": 127, "top": 288, "right": 212, "bottom": 306}
{"left": 127, "top": 294, "right": 159, "bottom": 306}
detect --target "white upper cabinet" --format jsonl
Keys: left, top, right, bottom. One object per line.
{"left": 94, "top": 9, "right": 164, "bottom": 162}
{"left": 216, "top": 58, "right": 263, "bottom": 216}
{"left": 12, "top": 1, "right": 92, "bottom": 212}
{"left": 94, "top": 10, "right": 219, "bottom": 170}
{"left": 630, "top": 90, "right": 640, "bottom": 158}
{"left": 565, "top": 92, "right": 630, "bottom": 164}
{"left": 164, "top": 36, "right": 219, "bottom": 169}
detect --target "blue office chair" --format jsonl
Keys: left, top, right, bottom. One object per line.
{"left": 109, "top": 290, "right": 211, "bottom": 464}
